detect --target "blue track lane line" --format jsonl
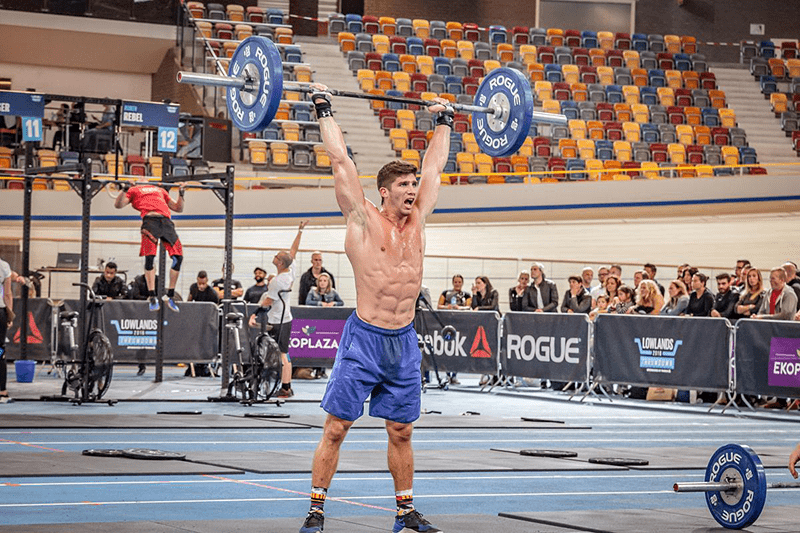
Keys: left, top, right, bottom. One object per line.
{"left": 2, "top": 194, "right": 799, "bottom": 222}
{"left": 2, "top": 470, "right": 799, "bottom": 526}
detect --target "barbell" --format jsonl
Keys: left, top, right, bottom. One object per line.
{"left": 673, "top": 443, "right": 800, "bottom": 529}
{"left": 176, "top": 36, "right": 568, "bottom": 157}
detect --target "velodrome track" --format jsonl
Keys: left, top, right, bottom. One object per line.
{"left": 2, "top": 367, "right": 800, "bottom": 532}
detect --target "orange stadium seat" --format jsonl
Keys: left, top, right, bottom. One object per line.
{"left": 446, "top": 21, "right": 463, "bottom": 41}
{"left": 380, "top": 17, "right": 397, "bottom": 35}
{"left": 226, "top": 4, "right": 245, "bottom": 22}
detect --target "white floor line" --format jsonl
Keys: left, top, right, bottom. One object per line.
{"left": 0, "top": 489, "right": 684, "bottom": 508}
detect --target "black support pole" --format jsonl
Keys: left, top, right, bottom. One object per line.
{"left": 77, "top": 160, "right": 92, "bottom": 400}
{"left": 219, "top": 165, "right": 235, "bottom": 391}
{"left": 155, "top": 243, "right": 167, "bottom": 383}
{"left": 20, "top": 144, "right": 34, "bottom": 360}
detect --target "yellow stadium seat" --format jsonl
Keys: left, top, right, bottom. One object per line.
{"left": 249, "top": 141, "right": 268, "bottom": 166}
{"left": 622, "top": 85, "right": 640, "bottom": 104}
{"left": 665, "top": 70, "right": 682, "bottom": 89}
{"left": 657, "top": 87, "right": 675, "bottom": 107}
{"left": 373, "top": 34, "right": 390, "bottom": 54}
{"left": 562, "top": 64, "right": 580, "bottom": 84}
{"left": 392, "top": 71, "right": 411, "bottom": 92}
{"left": 528, "top": 63, "right": 545, "bottom": 82}
{"left": 696, "top": 164, "right": 713, "bottom": 177}
{"left": 441, "top": 39, "right": 458, "bottom": 58}
{"left": 722, "top": 146, "right": 739, "bottom": 167}
{"left": 497, "top": 43, "right": 515, "bottom": 63}
{"left": 281, "top": 122, "right": 300, "bottom": 142}
{"left": 484, "top": 59, "right": 501, "bottom": 74}
{"left": 456, "top": 151, "right": 475, "bottom": 173}
{"left": 668, "top": 143, "right": 686, "bottom": 164}
{"left": 357, "top": 69, "right": 375, "bottom": 91}
{"left": 559, "top": 138, "right": 578, "bottom": 158}
{"left": 520, "top": 45, "right": 538, "bottom": 64}
{"left": 719, "top": 108, "right": 737, "bottom": 128}
{"left": 664, "top": 34, "right": 682, "bottom": 54}
{"left": 474, "top": 153, "right": 493, "bottom": 174}
{"left": 585, "top": 159, "right": 603, "bottom": 180}
{"left": 416, "top": 55, "right": 434, "bottom": 75}
{"left": 622, "top": 122, "right": 640, "bottom": 142}
{"left": 542, "top": 99, "right": 561, "bottom": 116}
{"left": 597, "top": 66, "right": 614, "bottom": 85}
{"left": 770, "top": 93, "right": 788, "bottom": 115}
{"left": 641, "top": 161, "right": 661, "bottom": 179}
{"left": 568, "top": 119, "right": 587, "bottom": 139}
{"left": 518, "top": 136, "right": 534, "bottom": 157}
{"left": 623, "top": 50, "right": 640, "bottom": 69}
{"left": 597, "top": 31, "right": 614, "bottom": 50}
{"left": 397, "top": 109, "right": 416, "bottom": 130}
{"left": 534, "top": 81, "right": 553, "bottom": 101}
{"left": 294, "top": 65, "right": 312, "bottom": 83}
{"left": 613, "top": 141, "right": 632, "bottom": 162}
{"left": 270, "top": 142, "right": 290, "bottom": 169}
{"left": 401, "top": 148, "right": 421, "bottom": 167}
{"left": 457, "top": 40, "right": 474, "bottom": 60}
{"left": 631, "top": 104, "right": 649, "bottom": 124}
{"left": 413, "top": 19, "right": 430, "bottom": 38}
{"left": 389, "top": 128, "right": 409, "bottom": 152}
{"left": 577, "top": 139, "right": 595, "bottom": 159}
{"left": 676, "top": 124, "right": 694, "bottom": 146}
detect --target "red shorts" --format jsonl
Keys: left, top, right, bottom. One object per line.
{"left": 139, "top": 216, "right": 183, "bottom": 257}
{"left": 140, "top": 235, "right": 183, "bottom": 257}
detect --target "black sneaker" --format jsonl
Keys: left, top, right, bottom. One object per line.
{"left": 393, "top": 510, "right": 442, "bottom": 532}
{"left": 299, "top": 511, "right": 324, "bottom": 533}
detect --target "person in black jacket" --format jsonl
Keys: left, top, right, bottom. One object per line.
{"left": 471, "top": 276, "right": 499, "bottom": 312}
{"left": 297, "top": 252, "right": 336, "bottom": 305}
{"left": 685, "top": 272, "right": 714, "bottom": 316}
{"left": 91, "top": 262, "right": 127, "bottom": 299}
{"left": 524, "top": 262, "right": 558, "bottom": 312}
{"left": 508, "top": 270, "right": 530, "bottom": 311}
{"left": 710, "top": 273, "right": 738, "bottom": 319}
{"left": 561, "top": 275, "right": 592, "bottom": 314}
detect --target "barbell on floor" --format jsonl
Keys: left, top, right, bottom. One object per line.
{"left": 672, "top": 443, "right": 800, "bottom": 529}
{"left": 176, "top": 36, "right": 568, "bottom": 157}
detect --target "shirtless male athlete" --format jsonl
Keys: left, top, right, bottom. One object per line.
{"left": 115, "top": 180, "right": 185, "bottom": 312}
{"left": 297, "top": 87, "right": 451, "bottom": 533}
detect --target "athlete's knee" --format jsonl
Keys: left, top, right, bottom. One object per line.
{"left": 170, "top": 254, "right": 183, "bottom": 272}
{"left": 323, "top": 416, "right": 352, "bottom": 444}
{"left": 386, "top": 421, "right": 413, "bottom": 443}
{"left": 144, "top": 255, "right": 155, "bottom": 271}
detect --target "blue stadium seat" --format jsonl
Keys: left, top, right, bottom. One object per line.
{"left": 759, "top": 40, "right": 776, "bottom": 58}
{"left": 581, "top": 31, "right": 598, "bottom": 49}
{"left": 648, "top": 69, "right": 666, "bottom": 87}
{"left": 434, "top": 56, "right": 452, "bottom": 76}
{"left": 760, "top": 75, "right": 777, "bottom": 95}
{"left": 640, "top": 86, "right": 658, "bottom": 105}
{"left": 606, "top": 85, "right": 623, "bottom": 103}
{"left": 545, "top": 63, "right": 563, "bottom": 82}
{"left": 445, "top": 75, "right": 463, "bottom": 94}
{"left": 489, "top": 25, "right": 508, "bottom": 44}
{"left": 560, "top": 101, "right": 579, "bottom": 120}
{"left": 641, "top": 123, "right": 659, "bottom": 143}
{"left": 701, "top": 107, "right": 720, "bottom": 127}
{"left": 345, "top": 14, "right": 363, "bottom": 34}
{"left": 632, "top": 33, "right": 648, "bottom": 52}
{"left": 383, "top": 53, "right": 400, "bottom": 71}
{"left": 407, "top": 37, "right": 424, "bottom": 55}
{"left": 673, "top": 53, "right": 692, "bottom": 71}
{"left": 595, "top": 140, "right": 614, "bottom": 160}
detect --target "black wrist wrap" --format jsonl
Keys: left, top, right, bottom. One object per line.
{"left": 312, "top": 93, "right": 333, "bottom": 119}
{"left": 435, "top": 108, "right": 455, "bottom": 128}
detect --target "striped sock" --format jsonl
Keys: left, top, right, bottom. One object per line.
{"left": 310, "top": 486, "right": 327, "bottom": 514}
{"left": 396, "top": 489, "right": 414, "bottom": 515}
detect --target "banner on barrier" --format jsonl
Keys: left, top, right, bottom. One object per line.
{"left": 59, "top": 299, "right": 220, "bottom": 363}
{"left": 594, "top": 314, "right": 729, "bottom": 391}
{"left": 502, "top": 312, "right": 590, "bottom": 382}
{"left": 735, "top": 319, "right": 800, "bottom": 397}
{"left": 287, "top": 306, "right": 352, "bottom": 367}
{"left": 7, "top": 298, "right": 52, "bottom": 361}
{"left": 414, "top": 309, "right": 499, "bottom": 374}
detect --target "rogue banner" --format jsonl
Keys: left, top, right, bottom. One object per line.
{"left": 594, "top": 314, "right": 729, "bottom": 391}
{"left": 503, "top": 312, "right": 590, "bottom": 382}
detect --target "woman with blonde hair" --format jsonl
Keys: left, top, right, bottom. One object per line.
{"left": 305, "top": 272, "right": 344, "bottom": 307}
{"left": 661, "top": 279, "right": 689, "bottom": 315}
{"left": 629, "top": 279, "right": 663, "bottom": 314}
{"left": 735, "top": 267, "right": 764, "bottom": 320}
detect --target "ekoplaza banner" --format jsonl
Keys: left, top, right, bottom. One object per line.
{"left": 735, "top": 319, "right": 800, "bottom": 397}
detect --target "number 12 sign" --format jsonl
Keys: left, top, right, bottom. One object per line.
{"left": 158, "top": 127, "right": 178, "bottom": 153}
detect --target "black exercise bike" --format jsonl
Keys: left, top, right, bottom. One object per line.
{"left": 223, "top": 290, "right": 288, "bottom": 404}
{"left": 54, "top": 282, "right": 114, "bottom": 404}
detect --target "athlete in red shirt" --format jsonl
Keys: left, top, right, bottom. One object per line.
{"left": 115, "top": 180, "right": 185, "bottom": 312}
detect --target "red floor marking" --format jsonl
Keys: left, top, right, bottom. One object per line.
{"left": 0, "top": 438, "right": 65, "bottom": 453}
{"left": 202, "top": 474, "right": 395, "bottom": 513}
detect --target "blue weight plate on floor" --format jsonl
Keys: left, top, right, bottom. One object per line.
{"left": 226, "top": 36, "right": 284, "bottom": 132}
{"left": 704, "top": 443, "right": 767, "bottom": 529}
{"left": 472, "top": 67, "right": 533, "bottom": 157}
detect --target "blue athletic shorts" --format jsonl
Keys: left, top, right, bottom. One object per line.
{"left": 320, "top": 312, "right": 422, "bottom": 424}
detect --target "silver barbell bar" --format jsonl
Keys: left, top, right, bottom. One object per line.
{"left": 673, "top": 481, "right": 800, "bottom": 493}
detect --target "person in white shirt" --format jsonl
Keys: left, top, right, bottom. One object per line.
{"left": 249, "top": 221, "right": 307, "bottom": 398}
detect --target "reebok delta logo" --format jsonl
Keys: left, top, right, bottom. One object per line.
{"left": 417, "top": 327, "right": 494, "bottom": 358}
